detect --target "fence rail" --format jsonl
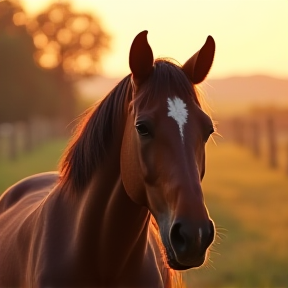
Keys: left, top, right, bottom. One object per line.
{"left": 217, "top": 114, "right": 288, "bottom": 175}
{"left": 0, "top": 118, "right": 67, "bottom": 161}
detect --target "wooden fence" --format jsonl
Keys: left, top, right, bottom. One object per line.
{"left": 218, "top": 114, "right": 288, "bottom": 175}
{"left": 0, "top": 118, "right": 67, "bottom": 161}
{"left": 2, "top": 115, "right": 288, "bottom": 175}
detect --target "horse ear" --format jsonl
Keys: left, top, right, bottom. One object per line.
{"left": 129, "top": 30, "right": 154, "bottom": 86}
{"left": 182, "top": 36, "right": 215, "bottom": 84}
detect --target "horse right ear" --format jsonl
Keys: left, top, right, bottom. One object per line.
{"left": 182, "top": 36, "right": 215, "bottom": 84}
{"left": 129, "top": 30, "right": 154, "bottom": 86}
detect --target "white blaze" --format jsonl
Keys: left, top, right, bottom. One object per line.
{"left": 167, "top": 97, "right": 188, "bottom": 142}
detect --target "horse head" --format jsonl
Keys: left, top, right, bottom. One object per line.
{"left": 121, "top": 31, "right": 215, "bottom": 270}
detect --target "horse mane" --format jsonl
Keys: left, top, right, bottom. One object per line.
{"left": 59, "top": 74, "right": 132, "bottom": 191}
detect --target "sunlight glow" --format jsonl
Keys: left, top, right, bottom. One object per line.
{"left": 70, "top": 17, "right": 89, "bottom": 33}
{"left": 49, "top": 7, "right": 64, "bottom": 23}
{"left": 33, "top": 33, "right": 48, "bottom": 48}
{"left": 76, "top": 54, "right": 93, "bottom": 71}
{"left": 13, "top": 12, "right": 26, "bottom": 26}
{"left": 21, "top": 0, "right": 288, "bottom": 79}
{"left": 38, "top": 52, "right": 60, "bottom": 68}
{"left": 57, "top": 28, "right": 72, "bottom": 45}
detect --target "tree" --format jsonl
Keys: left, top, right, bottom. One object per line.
{"left": 0, "top": 0, "right": 26, "bottom": 34}
{"left": 27, "top": 2, "right": 110, "bottom": 122}
{"left": 0, "top": 0, "right": 61, "bottom": 123}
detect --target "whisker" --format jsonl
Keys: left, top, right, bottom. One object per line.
{"left": 209, "top": 249, "right": 221, "bottom": 256}
{"left": 202, "top": 258, "right": 216, "bottom": 271}
{"left": 216, "top": 233, "right": 227, "bottom": 240}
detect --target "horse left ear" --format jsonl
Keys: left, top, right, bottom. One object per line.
{"left": 182, "top": 36, "right": 215, "bottom": 84}
{"left": 129, "top": 30, "right": 154, "bottom": 86}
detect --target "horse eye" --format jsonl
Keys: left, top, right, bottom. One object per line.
{"left": 135, "top": 123, "right": 149, "bottom": 136}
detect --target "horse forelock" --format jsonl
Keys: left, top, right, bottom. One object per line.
{"left": 132, "top": 59, "right": 198, "bottom": 109}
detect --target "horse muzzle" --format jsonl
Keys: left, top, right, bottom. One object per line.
{"left": 167, "top": 218, "right": 215, "bottom": 270}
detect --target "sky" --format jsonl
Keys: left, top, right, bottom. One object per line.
{"left": 20, "top": 0, "right": 288, "bottom": 79}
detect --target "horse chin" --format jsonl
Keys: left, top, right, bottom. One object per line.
{"left": 167, "top": 258, "right": 194, "bottom": 271}
{"left": 164, "top": 241, "right": 206, "bottom": 271}
{"left": 167, "top": 254, "right": 206, "bottom": 271}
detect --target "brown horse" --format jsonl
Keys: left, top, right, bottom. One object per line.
{"left": 0, "top": 31, "right": 216, "bottom": 288}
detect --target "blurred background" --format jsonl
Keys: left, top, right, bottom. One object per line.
{"left": 0, "top": 0, "right": 287, "bottom": 287}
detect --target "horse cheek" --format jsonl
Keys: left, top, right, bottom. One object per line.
{"left": 120, "top": 124, "right": 147, "bottom": 207}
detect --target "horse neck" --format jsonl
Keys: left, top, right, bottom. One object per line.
{"left": 66, "top": 135, "right": 151, "bottom": 278}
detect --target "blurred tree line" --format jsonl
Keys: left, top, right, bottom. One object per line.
{"left": 0, "top": 0, "right": 109, "bottom": 124}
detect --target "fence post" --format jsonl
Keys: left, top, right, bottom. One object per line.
{"left": 233, "top": 118, "right": 245, "bottom": 146}
{"left": 267, "top": 117, "right": 277, "bottom": 168}
{"left": 0, "top": 123, "right": 16, "bottom": 160}
{"left": 286, "top": 142, "right": 288, "bottom": 176}
{"left": 0, "top": 125, "right": 2, "bottom": 160}
{"left": 23, "top": 121, "right": 33, "bottom": 153}
{"left": 251, "top": 120, "right": 261, "bottom": 158}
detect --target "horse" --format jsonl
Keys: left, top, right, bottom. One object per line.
{"left": 0, "top": 30, "right": 216, "bottom": 288}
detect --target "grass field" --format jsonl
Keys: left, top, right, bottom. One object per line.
{"left": 0, "top": 139, "right": 287, "bottom": 287}
{"left": 186, "top": 141, "right": 288, "bottom": 288}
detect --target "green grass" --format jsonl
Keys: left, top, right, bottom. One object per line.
{"left": 1, "top": 138, "right": 288, "bottom": 287}
{"left": 185, "top": 141, "right": 288, "bottom": 288}
{"left": 0, "top": 138, "right": 68, "bottom": 193}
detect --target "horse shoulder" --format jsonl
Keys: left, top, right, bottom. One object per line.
{"left": 0, "top": 172, "right": 59, "bottom": 287}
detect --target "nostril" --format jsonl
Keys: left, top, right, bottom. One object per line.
{"left": 199, "top": 228, "right": 203, "bottom": 243}
{"left": 206, "top": 220, "right": 215, "bottom": 247}
{"left": 170, "top": 223, "right": 186, "bottom": 253}
{"left": 198, "top": 221, "right": 215, "bottom": 255}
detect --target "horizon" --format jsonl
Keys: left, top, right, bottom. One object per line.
{"left": 81, "top": 72, "right": 288, "bottom": 81}
{"left": 77, "top": 74, "right": 288, "bottom": 116}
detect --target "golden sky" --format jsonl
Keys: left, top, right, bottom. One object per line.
{"left": 21, "top": 0, "right": 288, "bottom": 79}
